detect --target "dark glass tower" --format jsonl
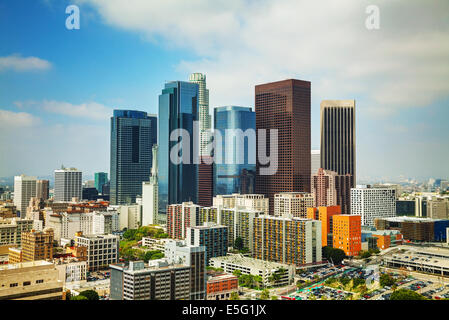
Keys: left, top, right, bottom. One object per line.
{"left": 158, "top": 81, "right": 199, "bottom": 217}
{"left": 255, "top": 79, "right": 311, "bottom": 213}
{"left": 214, "top": 106, "right": 256, "bottom": 195}
{"left": 320, "top": 100, "right": 356, "bottom": 187}
{"left": 110, "top": 110, "right": 157, "bottom": 205}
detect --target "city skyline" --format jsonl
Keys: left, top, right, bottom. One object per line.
{"left": 1, "top": 0, "right": 449, "bottom": 182}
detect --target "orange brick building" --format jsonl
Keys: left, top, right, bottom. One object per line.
{"left": 206, "top": 274, "right": 238, "bottom": 300}
{"left": 372, "top": 231, "right": 403, "bottom": 250}
{"left": 307, "top": 205, "right": 341, "bottom": 247}
{"left": 332, "top": 215, "right": 361, "bottom": 257}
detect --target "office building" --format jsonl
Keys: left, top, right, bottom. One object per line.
{"left": 189, "top": 73, "right": 211, "bottom": 157}
{"left": 274, "top": 192, "right": 314, "bottom": 218}
{"left": 0, "top": 218, "right": 34, "bottom": 247}
{"left": 332, "top": 214, "right": 362, "bottom": 257}
{"left": 54, "top": 257, "right": 88, "bottom": 284}
{"left": 94, "top": 172, "right": 108, "bottom": 194}
{"left": 306, "top": 205, "right": 341, "bottom": 247}
{"left": 117, "top": 204, "right": 142, "bottom": 230}
{"left": 164, "top": 240, "right": 206, "bottom": 300}
{"left": 320, "top": 100, "right": 356, "bottom": 187}
{"left": 253, "top": 215, "right": 322, "bottom": 267}
{"left": 110, "top": 110, "right": 156, "bottom": 205}
{"left": 142, "top": 145, "right": 159, "bottom": 226}
{"left": 255, "top": 79, "right": 311, "bottom": 212}
{"left": 158, "top": 81, "right": 199, "bottom": 216}
{"left": 396, "top": 200, "right": 416, "bottom": 216}
{"left": 74, "top": 233, "right": 119, "bottom": 271}
{"left": 351, "top": 185, "right": 396, "bottom": 227}
{"left": 209, "top": 255, "right": 295, "bottom": 287}
{"left": 36, "top": 180, "right": 49, "bottom": 200}
{"left": 54, "top": 167, "right": 82, "bottom": 202}
{"left": 311, "top": 168, "right": 337, "bottom": 207}
{"left": 213, "top": 194, "right": 269, "bottom": 215}
{"left": 110, "top": 260, "right": 191, "bottom": 300}
{"left": 13, "top": 175, "right": 37, "bottom": 218}
{"left": 441, "top": 181, "right": 449, "bottom": 191}
{"left": 214, "top": 106, "right": 256, "bottom": 195}
{"left": 0, "top": 260, "right": 63, "bottom": 300}
{"left": 21, "top": 228, "right": 54, "bottom": 262}
{"left": 198, "top": 156, "right": 214, "bottom": 207}
{"left": 186, "top": 223, "right": 228, "bottom": 265}
{"left": 311, "top": 150, "right": 320, "bottom": 176}
{"left": 427, "top": 197, "right": 449, "bottom": 220}
{"left": 206, "top": 273, "right": 238, "bottom": 300}
{"left": 167, "top": 202, "right": 201, "bottom": 240}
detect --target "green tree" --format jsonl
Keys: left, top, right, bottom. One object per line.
{"left": 254, "top": 275, "right": 264, "bottom": 289}
{"left": 230, "top": 292, "right": 240, "bottom": 300}
{"left": 390, "top": 289, "right": 427, "bottom": 300}
{"left": 359, "top": 250, "right": 372, "bottom": 259}
{"left": 380, "top": 274, "right": 396, "bottom": 287}
{"left": 234, "top": 237, "right": 244, "bottom": 251}
{"left": 233, "top": 270, "right": 242, "bottom": 277}
{"left": 322, "top": 246, "right": 346, "bottom": 264}
{"left": 71, "top": 295, "right": 88, "bottom": 300}
{"left": 78, "top": 290, "right": 99, "bottom": 301}
{"left": 260, "top": 289, "right": 270, "bottom": 300}
{"left": 123, "top": 229, "right": 137, "bottom": 240}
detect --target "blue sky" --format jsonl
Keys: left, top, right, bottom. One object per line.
{"left": 0, "top": 0, "right": 448, "bottom": 182}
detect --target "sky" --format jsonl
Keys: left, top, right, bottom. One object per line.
{"left": 0, "top": 0, "right": 448, "bottom": 183}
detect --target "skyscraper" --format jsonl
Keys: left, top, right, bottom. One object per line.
{"left": 35, "top": 180, "right": 49, "bottom": 201}
{"left": 54, "top": 167, "right": 82, "bottom": 202}
{"left": 142, "top": 145, "right": 159, "bottom": 226}
{"left": 320, "top": 100, "right": 356, "bottom": 187}
{"left": 189, "top": 73, "right": 211, "bottom": 157}
{"left": 255, "top": 79, "right": 311, "bottom": 213}
{"left": 311, "top": 168, "right": 338, "bottom": 207}
{"left": 197, "top": 156, "right": 213, "bottom": 207}
{"left": 13, "top": 175, "right": 37, "bottom": 218}
{"left": 311, "top": 150, "right": 320, "bottom": 176}
{"left": 214, "top": 106, "right": 256, "bottom": 195}
{"left": 158, "top": 81, "right": 199, "bottom": 216}
{"left": 110, "top": 110, "right": 156, "bottom": 205}
{"left": 94, "top": 172, "right": 108, "bottom": 194}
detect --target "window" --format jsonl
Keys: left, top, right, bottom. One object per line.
{"left": 23, "top": 281, "right": 31, "bottom": 286}
{"left": 36, "top": 279, "right": 44, "bottom": 284}
{"left": 10, "top": 283, "right": 18, "bottom": 287}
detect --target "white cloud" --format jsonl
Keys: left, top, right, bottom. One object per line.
{"left": 77, "top": 0, "right": 449, "bottom": 115}
{"left": 0, "top": 110, "right": 41, "bottom": 128}
{"left": 14, "top": 100, "right": 113, "bottom": 121}
{"left": 0, "top": 54, "right": 52, "bottom": 72}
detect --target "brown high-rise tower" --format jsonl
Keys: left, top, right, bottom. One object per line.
{"left": 255, "top": 79, "right": 311, "bottom": 213}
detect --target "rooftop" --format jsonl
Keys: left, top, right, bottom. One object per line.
{"left": 210, "top": 254, "right": 291, "bottom": 270}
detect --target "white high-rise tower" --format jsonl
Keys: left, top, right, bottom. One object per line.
{"left": 13, "top": 175, "right": 37, "bottom": 218}
{"left": 142, "top": 145, "right": 159, "bottom": 225}
{"left": 189, "top": 73, "right": 211, "bottom": 156}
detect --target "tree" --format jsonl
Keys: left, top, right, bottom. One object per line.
{"left": 322, "top": 246, "right": 346, "bottom": 265}
{"left": 71, "top": 295, "right": 88, "bottom": 300}
{"left": 260, "top": 289, "right": 270, "bottom": 300}
{"left": 360, "top": 250, "right": 372, "bottom": 259}
{"left": 390, "top": 289, "right": 427, "bottom": 300}
{"left": 78, "top": 290, "right": 99, "bottom": 301}
{"left": 234, "top": 237, "right": 244, "bottom": 251}
{"left": 230, "top": 292, "right": 240, "bottom": 300}
{"left": 254, "top": 275, "right": 263, "bottom": 289}
{"left": 233, "top": 270, "right": 242, "bottom": 277}
{"left": 380, "top": 274, "right": 396, "bottom": 287}
{"left": 123, "top": 229, "right": 137, "bottom": 240}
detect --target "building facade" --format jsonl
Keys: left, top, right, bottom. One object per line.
{"left": 158, "top": 81, "right": 199, "bottom": 216}
{"left": 110, "top": 110, "right": 156, "bottom": 205}
{"left": 54, "top": 167, "right": 82, "bottom": 202}
{"left": 94, "top": 172, "right": 108, "bottom": 194}
{"left": 351, "top": 185, "right": 396, "bottom": 227}
{"left": 13, "top": 175, "right": 37, "bottom": 218}
{"left": 74, "top": 233, "right": 119, "bottom": 271}
{"left": 253, "top": 215, "right": 322, "bottom": 267}
{"left": 320, "top": 100, "right": 356, "bottom": 188}
{"left": 255, "top": 79, "right": 311, "bottom": 212}
{"left": 186, "top": 223, "right": 228, "bottom": 265}
{"left": 306, "top": 205, "right": 341, "bottom": 247}
{"left": 274, "top": 192, "right": 314, "bottom": 218}
{"left": 214, "top": 106, "right": 256, "bottom": 196}
{"left": 332, "top": 214, "right": 362, "bottom": 257}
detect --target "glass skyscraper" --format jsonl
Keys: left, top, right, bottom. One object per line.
{"left": 94, "top": 172, "right": 108, "bottom": 194}
{"left": 158, "top": 81, "right": 199, "bottom": 216}
{"left": 214, "top": 106, "right": 256, "bottom": 195}
{"left": 110, "top": 110, "right": 157, "bottom": 205}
